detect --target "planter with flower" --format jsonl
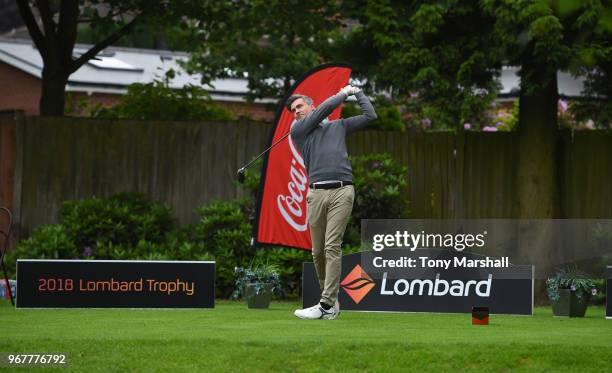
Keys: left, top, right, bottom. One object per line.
{"left": 546, "top": 267, "right": 597, "bottom": 317}
{"left": 233, "top": 262, "right": 281, "bottom": 309}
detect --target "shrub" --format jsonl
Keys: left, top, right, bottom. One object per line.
{"left": 60, "top": 193, "right": 175, "bottom": 255}
{"left": 190, "top": 199, "right": 313, "bottom": 299}
{"left": 4, "top": 225, "right": 78, "bottom": 276}
{"left": 546, "top": 266, "right": 597, "bottom": 302}
{"left": 342, "top": 96, "right": 405, "bottom": 131}
{"left": 344, "top": 153, "right": 409, "bottom": 247}
{"left": 5, "top": 194, "right": 176, "bottom": 276}
{"left": 193, "top": 199, "right": 252, "bottom": 298}
{"left": 91, "top": 71, "right": 234, "bottom": 121}
{"left": 591, "top": 278, "right": 607, "bottom": 306}
{"left": 255, "top": 248, "right": 312, "bottom": 298}
{"left": 232, "top": 261, "right": 282, "bottom": 299}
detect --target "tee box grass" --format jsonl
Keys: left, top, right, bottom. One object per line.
{"left": 1, "top": 301, "right": 611, "bottom": 372}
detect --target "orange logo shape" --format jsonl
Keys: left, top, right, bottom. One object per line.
{"left": 340, "top": 265, "right": 375, "bottom": 304}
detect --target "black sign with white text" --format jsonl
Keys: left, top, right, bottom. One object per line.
{"left": 303, "top": 250, "right": 533, "bottom": 315}
{"left": 17, "top": 260, "right": 215, "bottom": 308}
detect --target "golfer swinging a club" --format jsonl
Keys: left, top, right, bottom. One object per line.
{"left": 290, "top": 84, "right": 377, "bottom": 320}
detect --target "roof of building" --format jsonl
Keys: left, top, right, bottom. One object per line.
{"left": 0, "top": 37, "right": 585, "bottom": 101}
{"left": 0, "top": 37, "right": 265, "bottom": 103}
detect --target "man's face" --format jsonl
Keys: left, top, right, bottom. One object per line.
{"left": 290, "top": 98, "right": 314, "bottom": 120}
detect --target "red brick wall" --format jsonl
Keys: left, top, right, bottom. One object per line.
{"left": 0, "top": 62, "right": 41, "bottom": 115}
{"left": 0, "top": 113, "right": 16, "bottom": 216}
{"left": 0, "top": 112, "right": 19, "bottom": 247}
{"left": 65, "top": 92, "right": 121, "bottom": 116}
{"left": 217, "top": 100, "right": 275, "bottom": 122}
{"left": 66, "top": 94, "right": 273, "bottom": 121}
{"left": 66, "top": 93, "right": 274, "bottom": 122}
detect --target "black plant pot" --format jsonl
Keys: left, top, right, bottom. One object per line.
{"left": 245, "top": 283, "right": 273, "bottom": 309}
{"left": 551, "top": 289, "right": 589, "bottom": 317}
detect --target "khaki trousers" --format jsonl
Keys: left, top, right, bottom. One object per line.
{"left": 306, "top": 185, "right": 354, "bottom": 306}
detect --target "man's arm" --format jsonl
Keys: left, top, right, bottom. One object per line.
{"left": 291, "top": 91, "right": 348, "bottom": 140}
{"left": 343, "top": 91, "right": 378, "bottom": 134}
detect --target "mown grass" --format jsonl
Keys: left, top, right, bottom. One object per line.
{"left": 1, "top": 301, "right": 610, "bottom": 372}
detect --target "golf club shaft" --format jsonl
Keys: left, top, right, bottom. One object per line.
{"left": 240, "top": 130, "right": 292, "bottom": 170}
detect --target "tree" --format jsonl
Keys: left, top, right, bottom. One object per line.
{"left": 335, "top": 1, "right": 501, "bottom": 129}
{"left": 568, "top": 39, "right": 612, "bottom": 128}
{"left": 76, "top": 19, "right": 195, "bottom": 51}
{"left": 337, "top": 0, "right": 611, "bottom": 219}
{"left": 481, "top": 0, "right": 611, "bottom": 218}
{"left": 182, "top": 0, "right": 609, "bottom": 215}
{"left": 16, "top": 0, "right": 230, "bottom": 116}
{"left": 185, "top": 0, "right": 342, "bottom": 100}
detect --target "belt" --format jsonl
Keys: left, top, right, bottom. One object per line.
{"left": 309, "top": 181, "right": 353, "bottom": 190}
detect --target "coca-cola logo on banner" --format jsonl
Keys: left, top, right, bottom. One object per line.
{"left": 276, "top": 137, "right": 308, "bottom": 231}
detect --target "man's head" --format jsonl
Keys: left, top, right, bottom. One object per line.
{"left": 287, "top": 94, "right": 314, "bottom": 120}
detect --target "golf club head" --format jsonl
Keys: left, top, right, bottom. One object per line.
{"left": 237, "top": 168, "right": 246, "bottom": 184}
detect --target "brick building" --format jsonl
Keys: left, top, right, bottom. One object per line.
{"left": 0, "top": 36, "right": 586, "bottom": 121}
{"left": 0, "top": 38, "right": 275, "bottom": 121}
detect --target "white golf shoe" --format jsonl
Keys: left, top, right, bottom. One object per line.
{"left": 294, "top": 303, "right": 338, "bottom": 320}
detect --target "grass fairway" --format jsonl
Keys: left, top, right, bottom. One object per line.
{"left": 1, "top": 301, "right": 610, "bottom": 372}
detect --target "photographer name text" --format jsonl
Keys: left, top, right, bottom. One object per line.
{"left": 372, "top": 256, "right": 510, "bottom": 270}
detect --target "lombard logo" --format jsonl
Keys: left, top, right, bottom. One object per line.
{"left": 340, "top": 265, "right": 376, "bottom": 304}
{"left": 380, "top": 273, "right": 492, "bottom": 297}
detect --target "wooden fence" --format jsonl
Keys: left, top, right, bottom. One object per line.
{"left": 1, "top": 114, "right": 611, "bottom": 241}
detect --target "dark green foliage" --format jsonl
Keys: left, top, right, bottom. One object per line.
{"left": 342, "top": 97, "right": 404, "bottom": 131}
{"left": 6, "top": 225, "right": 77, "bottom": 264}
{"left": 337, "top": 2, "right": 501, "bottom": 130}
{"left": 546, "top": 266, "right": 597, "bottom": 301}
{"left": 351, "top": 154, "right": 409, "bottom": 221}
{"left": 255, "top": 248, "right": 312, "bottom": 299}
{"left": 571, "top": 56, "right": 612, "bottom": 129}
{"left": 375, "top": 104, "right": 404, "bottom": 132}
{"left": 341, "top": 103, "right": 361, "bottom": 120}
{"left": 191, "top": 199, "right": 311, "bottom": 298}
{"left": 77, "top": 20, "right": 195, "bottom": 51}
{"left": 19, "top": 0, "right": 217, "bottom": 116}
{"left": 60, "top": 193, "right": 174, "bottom": 252}
{"left": 185, "top": 0, "right": 342, "bottom": 100}
{"left": 232, "top": 261, "right": 282, "bottom": 299}
{"left": 5, "top": 193, "right": 179, "bottom": 276}
{"left": 236, "top": 158, "right": 263, "bottom": 202}
{"left": 91, "top": 72, "right": 234, "bottom": 121}
{"left": 344, "top": 154, "right": 409, "bottom": 247}
{"left": 193, "top": 199, "right": 252, "bottom": 298}
{"left": 591, "top": 279, "right": 607, "bottom": 306}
